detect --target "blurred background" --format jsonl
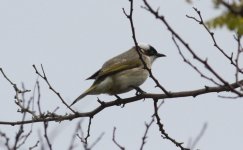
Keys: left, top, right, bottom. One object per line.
{"left": 0, "top": 0, "right": 242, "bottom": 149}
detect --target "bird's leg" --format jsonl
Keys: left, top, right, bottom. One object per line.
{"left": 130, "top": 86, "right": 146, "bottom": 95}
{"left": 115, "top": 94, "right": 121, "bottom": 100}
{"left": 114, "top": 94, "right": 125, "bottom": 107}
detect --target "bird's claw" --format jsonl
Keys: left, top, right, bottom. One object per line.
{"left": 114, "top": 95, "right": 125, "bottom": 107}
{"left": 130, "top": 86, "right": 146, "bottom": 95}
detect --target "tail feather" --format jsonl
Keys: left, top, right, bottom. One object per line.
{"left": 70, "top": 86, "right": 96, "bottom": 106}
{"left": 70, "top": 92, "right": 88, "bottom": 106}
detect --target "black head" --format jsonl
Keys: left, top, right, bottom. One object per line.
{"left": 139, "top": 44, "right": 166, "bottom": 58}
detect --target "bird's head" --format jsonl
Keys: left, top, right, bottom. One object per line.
{"left": 138, "top": 43, "right": 166, "bottom": 63}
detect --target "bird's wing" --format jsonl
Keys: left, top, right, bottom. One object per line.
{"left": 86, "top": 70, "right": 101, "bottom": 80}
{"left": 87, "top": 58, "right": 142, "bottom": 80}
{"left": 87, "top": 48, "right": 142, "bottom": 80}
{"left": 98, "top": 59, "right": 142, "bottom": 78}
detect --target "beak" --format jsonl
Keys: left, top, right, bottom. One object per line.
{"left": 156, "top": 53, "right": 166, "bottom": 57}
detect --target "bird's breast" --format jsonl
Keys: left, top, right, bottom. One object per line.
{"left": 108, "top": 68, "right": 149, "bottom": 94}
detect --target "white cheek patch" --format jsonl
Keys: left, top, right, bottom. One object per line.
{"left": 150, "top": 56, "right": 157, "bottom": 63}
{"left": 138, "top": 43, "right": 150, "bottom": 50}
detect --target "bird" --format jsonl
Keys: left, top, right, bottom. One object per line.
{"left": 70, "top": 43, "right": 166, "bottom": 106}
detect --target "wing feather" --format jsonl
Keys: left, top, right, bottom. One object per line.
{"left": 86, "top": 70, "right": 101, "bottom": 80}
{"left": 97, "top": 59, "right": 142, "bottom": 79}
{"left": 86, "top": 47, "right": 143, "bottom": 80}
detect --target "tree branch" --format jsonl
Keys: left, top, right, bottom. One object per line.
{"left": 123, "top": 0, "right": 171, "bottom": 96}
{"left": 112, "top": 127, "right": 125, "bottom": 150}
{"left": 139, "top": 116, "right": 154, "bottom": 150}
{"left": 142, "top": 1, "right": 243, "bottom": 96}
{"left": 0, "top": 79, "right": 242, "bottom": 125}
{"left": 186, "top": 7, "right": 242, "bottom": 74}
{"left": 153, "top": 99, "right": 189, "bottom": 150}
{"left": 33, "top": 65, "right": 76, "bottom": 113}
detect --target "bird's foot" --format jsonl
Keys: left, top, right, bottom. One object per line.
{"left": 115, "top": 94, "right": 121, "bottom": 100}
{"left": 115, "top": 95, "right": 122, "bottom": 105}
{"left": 114, "top": 95, "right": 125, "bottom": 107}
{"left": 130, "top": 86, "right": 146, "bottom": 96}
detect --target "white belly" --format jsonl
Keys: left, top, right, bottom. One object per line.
{"left": 90, "top": 68, "right": 149, "bottom": 95}
{"left": 108, "top": 68, "right": 149, "bottom": 94}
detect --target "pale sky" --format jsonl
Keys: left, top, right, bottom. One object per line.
{"left": 0, "top": 0, "right": 243, "bottom": 150}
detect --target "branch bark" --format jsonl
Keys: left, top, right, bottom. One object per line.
{"left": 0, "top": 79, "right": 242, "bottom": 125}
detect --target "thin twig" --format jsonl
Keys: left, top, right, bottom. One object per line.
{"left": 0, "top": 68, "right": 30, "bottom": 94}
{"left": 0, "top": 68, "right": 33, "bottom": 117}
{"left": 36, "top": 80, "right": 43, "bottom": 115}
{"left": 186, "top": 7, "right": 243, "bottom": 74}
{"left": 234, "top": 35, "right": 243, "bottom": 91}
{"left": 123, "top": 0, "right": 171, "bottom": 96}
{"left": 77, "top": 117, "right": 92, "bottom": 145}
{"left": 143, "top": 1, "right": 243, "bottom": 96}
{"left": 13, "top": 107, "right": 28, "bottom": 149}
{"left": 0, "top": 131, "right": 11, "bottom": 150}
{"left": 68, "top": 120, "right": 82, "bottom": 150}
{"left": 189, "top": 123, "right": 207, "bottom": 149}
{"left": 84, "top": 117, "right": 92, "bottom": 144}
{"left": 0, "top": 79, "right": 243, "bottom": 125}
{"left": 89, "top": 132, "right": 105, "bottom": 149}
{"left": 76, "top": 119, "right": 104, "bottom": 150}
{"left": 140, "top": 100, "right": 164, "bottom": 150}
{"left": 172, "top": 35, "right": 221, "bottom": 86}
{"left": 112, "top": 127, "right": 125, "bottom": 150}
{"left": 33, "top": 64, "right": 76, "bottom": 113}
{"left": 43, "top": 121, "right": 52, "bottom": 150}
{"left": 29, "top": 140, "right": 40, "bottom": 150}
{"left": 139, "top": 118, "right": 154, "bottom": 150}
{"left": 153, "top": 99, "right": 189, "bottom": 150}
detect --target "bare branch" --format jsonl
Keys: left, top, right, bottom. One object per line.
{"left": 33, "top": 64, "right": 76, "bottom": 113}
{"left": 75, "top": 118, "right": 103, "bottom": 150}
{"left": 123, "top": 0, "right": 171, "bottom": 96}
{"left": 142, "top": 1, "right": 243, "bottom": 96}
{"left": 89, "top": 132, "right": 105, "bottom": 149}
{"left": 153, "top": 99, "right": 189, "bottom": 150}
{"left": 0, "top": 83, "right": 35, "bottom": 150}
{"left": 0, "top": 68, "right": 30, "bottom": 94}
{"left": 43, "top": 121, "right": 52, "bottom": 150}
{"left": 16, "top": 129, "right": 33, "bottom": 149}
{"left": 83, "top": 117, "right": 92, "bottom": 144}
{"left": 186, "top": 7, "right": 242, "bottom": 74}
{"left": 0, "top": 131, "right": 11, "bottom": 150}
{"left": 112, "top": 127, "right": 125, "bottom": 150}
{"left": 139, "top": 100, "right": 164, "bottom": 150}
{"left": 172, "top": 35, "right": 221, "bottom": 86}
{"left": 68, "top": 120, "right": 82, "bottom": 150}
{"left": 0, "top": 79, "right": 242, "bottom": 125}
{"left": 76, "top": 118, "right": 93, "bottom": 146}
{"left": 0, "top": 68, "right": 34, "bottom": 118}
{"left": 29, "top": 140, "right": 40, "bottom": 150}
{"left": 36, "top": 80, "right": 43, "bottom": 115}
{"left": 139, "top": 118, "right": 154, "bottom": 150}
{"left": 188, "top": 123, "right": 207, "bottom": 149}
{"left": 38, "top": 129, "right": 45, "bottom": 150}
{"left": 234, "top": 35, "right": 243, "bottom": 91}
{"left": 13, "top": 107, "right": 29, "bottom": 149}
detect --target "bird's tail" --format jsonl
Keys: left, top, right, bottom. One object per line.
{"left": 70, "top": 86, "right": 95, "bottom": 106}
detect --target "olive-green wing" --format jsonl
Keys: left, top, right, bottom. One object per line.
{"left": 87, "top": 48, "right": 141, "bottom": 80}
{"left": 87, "top": 58, "right": 142, "bottom": 80}
{"left": 86, "top": 70, "right": 101, "bottom": 80}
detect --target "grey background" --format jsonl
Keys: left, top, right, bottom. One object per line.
{"left": 0, "top": 0, "right": 242, "bottom": 149}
